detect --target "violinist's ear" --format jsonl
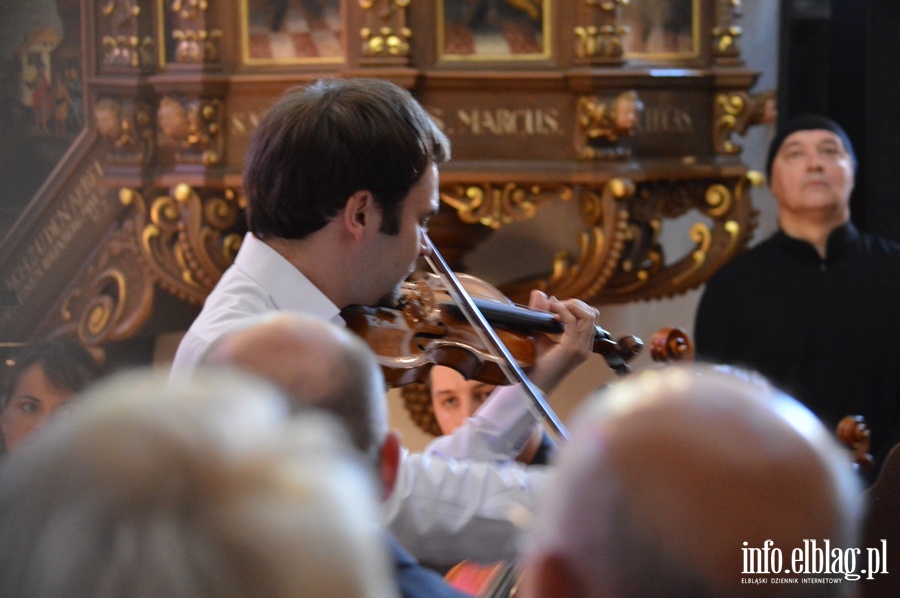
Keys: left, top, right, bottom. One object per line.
{"left": 378, "top": 430, "right": 402, "bottom": 501}
{"left": 342, "top": 190, "right": 379, "bottom": 242}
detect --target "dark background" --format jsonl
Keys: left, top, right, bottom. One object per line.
{"left": 778, "top": 0, "right": 900, "bottom": 243}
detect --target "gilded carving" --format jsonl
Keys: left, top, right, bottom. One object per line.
{"left": 99, "top": 0, "right": 154, "bottom": 67}
{"left": 100, "top": 36, "right": 155, "bottom": 68}
{"left": 359, "top": 0, "right": 412, "bottom": 60}
{"left": 49, "top": 183, "right": 244, "bottom": 343}
{"left": 361, "top": 26, "right": 412, "bottom": 57}
{"left": 0, "top": 0, "right": 773, "bottom": 350}
{"left": 714, "top": 90, "right": 777, "bottom": 154}
{"left": 94, "top": 98, "right": 154, "bottom": 164}
{"left": 500, "top": 179, "right": 633, "bottom": 304}
{"left": 574, "top": 0, "right": 628, "bottom": 61}
{"left": 575, "top": 91, "right": 643, "bottom": 160}
{"left": 712, "top": 0, "right": 743, "bottom": 62}
{"left": 166, "top": 0, "right": 222, "bottom": 64}
{"left": 491, "top": 174, "right": 759, "bottom": 305}
{"left": 157, "top": 96, "right": 224, "bottom": 165}
{"left": 574, "top": 25, "right": 627, "bottom": 60}
{"left": 172, "top": 0, "right": 210, "bottom": 19}
{"left": 137, "top": 184, "right": 245, "bottom": 305}
{"left": 56, "top": 217, "right": 154, "bottom": 345}
{"left": 597, "top": 173, "right": 760, "bottom": 302}
{"left": 441, "top": 183, "right": 572, "bottom": 230}
{"left": 172, "top": 28, "right": 223, "bottom": 63}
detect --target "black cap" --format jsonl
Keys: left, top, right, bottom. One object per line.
{"left": 765, "top": 114, "right": 857, "bottom": 183}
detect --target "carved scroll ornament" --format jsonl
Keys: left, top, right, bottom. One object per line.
{"left": 715, "top": 90, "right": 777, "bottom": 155}
{"left": 442, "top": 173, "right": 762, "bottom": 306}
{"left": 596, "top": 173, "right": 762, "bottom": 303}
{"left": 440, "top": 183, "right": 573, "bottom": 230}
{"left": 54, "top": 184, "right": 244, "bottom": 344}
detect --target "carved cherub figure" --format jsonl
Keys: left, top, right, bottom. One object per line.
{"left": 577, "top": 91, "right": 643, "bottom": 160}
{"left": 158, "top": 96, "right": 191, "bottom": 143}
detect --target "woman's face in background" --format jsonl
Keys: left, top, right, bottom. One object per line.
{"left": 429, "top": 365, "right": 496, "bottom": 435}
{"left": 0, "top": 363, "right": 76, "bottom": 452}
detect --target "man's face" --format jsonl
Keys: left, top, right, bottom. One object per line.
{"left": 769, "top": 129, "right": 855, "bottom": 219}
{"left": 366, "top": 163, "right": 440, "bottom": 307}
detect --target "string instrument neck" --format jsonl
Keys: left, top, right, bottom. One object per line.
{"left": 447, "top": 298, "right": 642, "bottom": 376}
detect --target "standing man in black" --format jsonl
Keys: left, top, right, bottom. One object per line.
{"left": 695, "top": 114, "right": 900, "bottom": 471}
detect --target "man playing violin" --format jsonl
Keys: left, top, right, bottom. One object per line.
{"left": 171, "top": 77, "right": 601, "bottom": 566}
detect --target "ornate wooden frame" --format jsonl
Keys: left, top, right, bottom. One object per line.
{"left": 0, "top": 0, "right": 772, "bottom": 353}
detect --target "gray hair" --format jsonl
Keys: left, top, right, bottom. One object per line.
{"left": 525, "top": 365, "right": 862, "bottom": 598}
{"left": 0, "top": 368, "right": 397, "bottom": 598}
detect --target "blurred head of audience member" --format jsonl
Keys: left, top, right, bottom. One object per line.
{"left": 519, "top": 365, "right": 862, "bottom": 598}
{"left": 0, "top": 368, "right": 397, "bottom": 598}
{"left": 0, "top": 339, "right": 103, "bottom": 453}
{"left": 205, "top": 314, "right": 485, "bottom": 597}
{"left": 202, "top": 312, "right": 395, "bottom": 477}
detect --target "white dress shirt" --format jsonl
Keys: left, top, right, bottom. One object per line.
{"left": 171, "top": 233, "right": 546, "bottom": 565}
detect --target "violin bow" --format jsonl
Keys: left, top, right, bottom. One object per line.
{"left": 422, "top": 235, "right": 569, "bottom": 442}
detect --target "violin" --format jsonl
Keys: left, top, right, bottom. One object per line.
{"left": 342, "top": 272, "right": 643, "bottom": 389}
{"left": 343, "top": 235, "right": 642, "bottom": 442}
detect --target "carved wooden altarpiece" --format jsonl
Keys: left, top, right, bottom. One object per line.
{"left": 0, "top": 0, "right": 771, "bottom": 360}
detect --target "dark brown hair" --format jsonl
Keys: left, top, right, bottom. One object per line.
{"left": 2, "top": 340, "right": 103, "bottom": 410}
{"left": 243, "top": 78, "right": 450, "bottom": 239}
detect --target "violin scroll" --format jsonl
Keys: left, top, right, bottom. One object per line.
{"left": 649, "top": 327, "right": 694, "bottom": 363}
{"left": 836, "top": 415, "right": 874, "bottom": 475}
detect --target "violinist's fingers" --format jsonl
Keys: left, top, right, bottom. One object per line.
{"left": 526, "top": 297, "right": 599, "bottom": 392}
{"left": 528, "top": 289, "right": 550, "bottom": 312}
{"left": 544, "top": 297, "right": 599, "bottom": 350}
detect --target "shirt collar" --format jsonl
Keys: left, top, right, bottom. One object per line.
{"left": 234, "top": 233, "right": 343, "bottom": 323}
{"left": 773, "top": 222, "right": 859, "bottom": 263}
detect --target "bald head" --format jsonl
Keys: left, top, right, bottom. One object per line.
{"left": 523, "top": 366, "right": 862, "bottom": 598}
{"left": 203, "top": 314, "right": 387, "bottom": 459}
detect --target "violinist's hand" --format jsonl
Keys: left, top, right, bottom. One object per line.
{"left": 526, "top": 290, "right": 599, "bottom": 392}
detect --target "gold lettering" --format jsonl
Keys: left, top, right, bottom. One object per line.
{"left": 639, "top": 107, "right": 695, "bottom": 134}
{"left": 480, "top": 111, "right": 499, "bottom": 135}
{"left": 457, "top": 109, "right": 478, "bottom": 134}
{"left": 3, "top": 161, "right": 112, "bottom": 302}
{"left": 230, "top": 110, "right": 266, "bottom": 137}
{"left": 498, "top": 110, "right": 517, "bottom": 134}
{"left": 541, "top": 110, "right": 559, "bottom": 134}
{"left": 453, "top": 108, "right": 560, "bottom": 136}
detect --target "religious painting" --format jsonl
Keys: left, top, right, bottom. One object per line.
{"left": 0, "top": 0, "right": 84, "bottom": 236}
{"left": 439, "top": 0, "right": 549, "bottom": 61}
{"left": 621, "top": 0, "right": 697, "bottom": 58}
{"left": 241, "top": 0, "right": 344, "bottom": 64}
